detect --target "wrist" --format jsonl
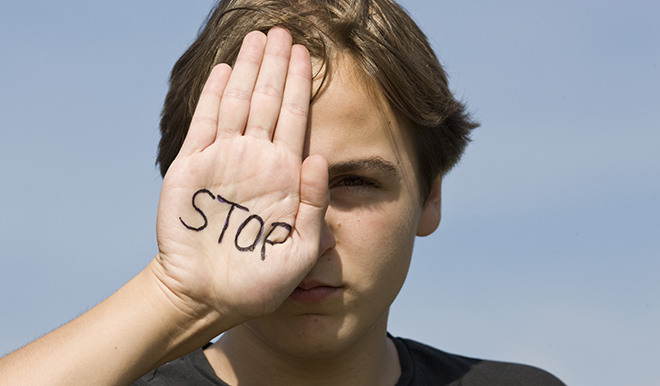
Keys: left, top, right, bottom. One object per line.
{"left": 0, "top": 257, "right": 234, "bottom": 386}
{"left": 134, "top": 257, "right": 235, "bottom": 368}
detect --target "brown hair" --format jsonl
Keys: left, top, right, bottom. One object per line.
{"left": 157, "top": 0, "right": 478, "bottom": 201}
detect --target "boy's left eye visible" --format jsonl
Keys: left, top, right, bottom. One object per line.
{"left": 330, "top": 175, "right": 388, "bottom": 204}
{"left": 340, "top": 177, "right": 367, "bottom": 186}
{"left": 332, "top": 176, "right": 379, "bottom": 189}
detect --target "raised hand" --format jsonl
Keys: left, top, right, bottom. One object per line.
{"left": 0, "top": 28, "right": 329, "bottom": 386}
{"left": 154, "top": 28, "right": 328, "bottom": 327}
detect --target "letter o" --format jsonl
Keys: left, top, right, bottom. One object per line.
{"left": 235, "top": 214, "right": 265, "bottom": 252}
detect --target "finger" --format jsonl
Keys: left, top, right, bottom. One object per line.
{"left": 272, "top": 44, "right": 312, "bottom": 156}
{"left": 295, "top": 154, "right": 329, "bottom": 248}
{"left": 216, "top": 31, "right": 267, "bottom": 137}
{"left": 244, "top": 28, "right": 292, "bottom": 140}
{"left": 180, "top": 63, "right": 232, "bottom": 156}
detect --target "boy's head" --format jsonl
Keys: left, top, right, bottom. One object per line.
{"left": 157, "top": 0, "right": 477, "bottom": 202}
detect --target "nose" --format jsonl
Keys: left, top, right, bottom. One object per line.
{"left": 318, "top": 219, "right": 336, "bottom": 256}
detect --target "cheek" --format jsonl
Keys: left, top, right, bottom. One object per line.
{"left": 334, "top": 203, "right": 419, "bottom": 292}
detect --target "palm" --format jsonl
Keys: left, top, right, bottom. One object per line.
{"left": 154, "top": 29, "right": 327, "bottom": 324}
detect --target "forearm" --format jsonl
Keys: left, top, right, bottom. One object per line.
{"left": 0, "top": 28, "right": 323, "bottom": 386}
{"left": 0, "top": 258, "right": 226, "bottom": 386}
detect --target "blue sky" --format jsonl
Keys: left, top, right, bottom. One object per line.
{"left": 1, "top": 1, "right": 658, "bottom": 384}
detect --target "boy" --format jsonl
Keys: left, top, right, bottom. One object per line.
{"left": 1, "top": 0, "right": 565, "bottom": 385}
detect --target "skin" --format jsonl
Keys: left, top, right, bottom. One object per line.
{"left": 0, "top": 27, "right": 441, "bottom": 386}
{"left": 204, "top": 33, "right": 443, "bottom": 385}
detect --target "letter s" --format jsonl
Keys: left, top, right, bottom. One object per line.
{"left": 179, "top": 189, "right": 216, "bottom": 231}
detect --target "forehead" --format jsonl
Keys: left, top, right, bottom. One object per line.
{"left": 309, "top": 57, "right": 396, "bottom": 140}
{"left": 310, "top": 54, "right": 391, "bottom": 122}
{"left": 306, "top": 55, "right": 420, "bottom": 193}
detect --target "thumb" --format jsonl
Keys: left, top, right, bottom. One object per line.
{"left": 295, "top": 154, "right": 329, "bottom": 246}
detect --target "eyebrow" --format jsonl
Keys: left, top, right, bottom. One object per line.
{"left": 327, "top": 157, "right": 400, "bottom": 178}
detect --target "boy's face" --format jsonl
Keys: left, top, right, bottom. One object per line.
{"left": 233, "top": 56, "right": 441, "bottom": 358}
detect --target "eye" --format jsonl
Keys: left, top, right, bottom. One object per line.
{"left": 329, "top": 174, "right": 391, "bottom": 205}
{"left": 331, "top": 175, "right": 380, "bottom": 189}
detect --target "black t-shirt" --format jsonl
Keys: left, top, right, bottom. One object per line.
{"left": 133, "top": 335, "right": 565, "bottom": 385}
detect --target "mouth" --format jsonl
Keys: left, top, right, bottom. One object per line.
{"left": 289, "top": 285, "right": 340, "bottom": 303}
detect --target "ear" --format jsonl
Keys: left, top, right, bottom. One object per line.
{"left": 416, "top": 175, "right": 442, "bottom": 237}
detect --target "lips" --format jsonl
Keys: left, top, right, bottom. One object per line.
{"left": 289, "top": 279, "right": 341, "bottom": 302}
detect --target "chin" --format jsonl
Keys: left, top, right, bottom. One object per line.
{"left": 243, "top": 310, "right": 387, "bottom": 360}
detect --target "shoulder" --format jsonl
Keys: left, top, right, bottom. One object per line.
{"left": 132, "top": 348, "right": 227, "bottom": 386}
{"left": 391, "top": 335, "right": 566, "bottom": 386}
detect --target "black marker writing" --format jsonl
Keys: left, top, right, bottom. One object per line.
{"left": 261, "top": 222, "right": 293, "bottom": 261}
{"left": 180, "top": 188, "right": 292, "bottom": 260}
{"left": 216, "top": 194, "right": 249, "bottom": 244}
{"left": 179, "top": 189, "right": 215, "bottom": 231}
{"left": 235, "top": 214, "right": 265, "bottom": 252}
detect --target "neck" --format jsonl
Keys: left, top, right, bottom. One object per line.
{"left": 204, "top": 314, "right": 400, "bottom": 386}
